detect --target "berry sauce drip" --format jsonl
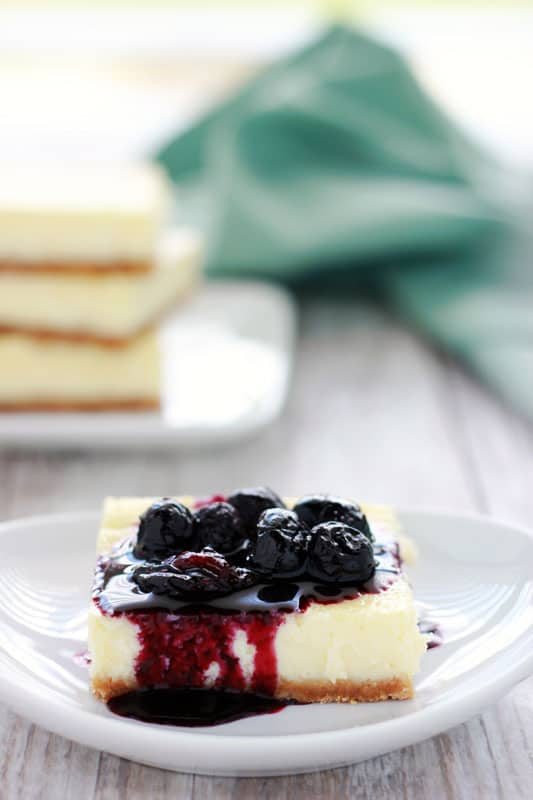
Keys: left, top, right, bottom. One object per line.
{"left": 129, "top": 608, "right": 281, "bottom": 695}
{"left": 418, "top": 618, "right": 443, "bottom": 649}
{"left": 108, "top": 688, "right": 289, "bottom": 727}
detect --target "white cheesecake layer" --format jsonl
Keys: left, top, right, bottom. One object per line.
{"left": 89, "top": 497, "right": 426, "bottom": 699}
{"left": 0, "top": 329, "right": 159, "bottom": 404}
{"left": 0, "top": 164, "right": 170, "bottom": 264}
{"left": 0, "top": 228, "right": 201, "bottom": 339}
{"left": 276, "top": 577, "right": 424, "bottom": 685}
{"left": 89, "top": 604, "right": 140, "bottom": 692}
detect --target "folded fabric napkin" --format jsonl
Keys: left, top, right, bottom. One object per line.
{"left": 157, "top": 24, "right": 533, "bottom": 421}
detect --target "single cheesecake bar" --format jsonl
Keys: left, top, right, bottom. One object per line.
{"left": 0, "top": 228, "right": 201, "bottom": 343}
{"left": 0, "top": 164, "right": 170, "bottom": 272}
{"left": 0, "top": 329, "right": 159, "bottom": 410}
{"left": 89, "top": 492, "right": 427, "bottom": 707}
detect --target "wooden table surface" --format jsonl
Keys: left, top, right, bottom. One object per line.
{"left": 0, "top": 299, "right": 531, "bottom": 799}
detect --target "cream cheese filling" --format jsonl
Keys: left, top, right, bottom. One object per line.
{"left": 0, "top": 229, "right": 201, "bottom": 338}
{"left": 0, "top": 164, "right": 171, "bottom": 263}
{"left": 0, "top": 329, "right": 159, "bottom": 402}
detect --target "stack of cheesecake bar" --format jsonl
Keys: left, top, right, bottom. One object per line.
{"left": 0, "top": 165, "right": 201, "bottom": 411}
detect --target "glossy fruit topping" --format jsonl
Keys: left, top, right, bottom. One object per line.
{"left": 293, "top": 495, "right": 373, "bottom": 541}
{"left": 126, "top": 491, "right": 381, "bottom": 605}
{"left": 226, "top": 487, "right": 285, "bottom": 536}
{"left": 249, "top": 508, "right": 308, "bottom": 578}
{"left": 194, "top": 502, "right": 245, "bottom": 554}
{"left": 131, "top": 550, "right": 256, "bottom": 600}
{"left": 134, "top": 499, "right": 194, "bottom": 561}
{"left": 307, "top": 521, "right": 375, "bottom": 583}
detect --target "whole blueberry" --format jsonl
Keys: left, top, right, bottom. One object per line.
{"left": 134, "top": 499, "right": 195, "bottom": 561}
{"left": 307, "top": 521, "right": 375, "bottom": 583}
{"left": 132, "top": 550, "right": 256, "bottom": 600}
{"left": 227, "top": 487, "right": 285, "bottom": 536}
{"left": 194, "top": 501, "right": 245, "bottom": 554}
{"left": 293, "top": 495, "right": 373, "bottom": 541}
{"left": 249, "top": 508, "right": 308, "bottom": 578}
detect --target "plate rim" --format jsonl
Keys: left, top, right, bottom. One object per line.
{"left": 0, "top": 506, "right": 531, "bottom": 775}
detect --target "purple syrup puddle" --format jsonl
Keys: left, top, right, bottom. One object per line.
{"left": 107, "top": 688, "right": 291, "bottom": 727}
{"left": 257, "top": 583, "right": 299, "bottom": 604}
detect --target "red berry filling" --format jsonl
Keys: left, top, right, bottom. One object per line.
{"left": 128, "top": 609, "right": 282, "bottom": 695}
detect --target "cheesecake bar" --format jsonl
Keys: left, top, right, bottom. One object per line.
{"left": 89, "top": 491, "right": 427, "bottom": 711}
{"left": 0, "top": 228, "right": 201, "bottom": 343}
{"left": 0, "top": 164, "right": 170, "bottom": 272}
{"left": 0, "top": 329, "right": 159, "bottom": 411}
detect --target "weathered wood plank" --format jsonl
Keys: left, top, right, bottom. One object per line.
{"left": 0, "top": 706, "right": 100, "bottom": 800}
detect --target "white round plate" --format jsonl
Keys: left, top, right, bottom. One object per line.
{"left": 0, "top": 280, "right": 296, "bottom": 450}
{"left": 0, "top": 509, "right": 531, "bottom": 776}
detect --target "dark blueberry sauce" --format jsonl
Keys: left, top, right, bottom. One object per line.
{"left": 108, "top": 687, "right": 290, "bottom": 727}
{"left": 418, "top": 618, "right": 443, "bottom": 649}
{"left": 94, "top": 538, "right": 401, "bottom": 616}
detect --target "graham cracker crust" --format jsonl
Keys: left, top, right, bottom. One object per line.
{"left": 0, "top": 258, "right": 152, "bottom": 275}
{"left": 0, "top": 324, "right": 147, "bottom": 348}
{"left": 92, "top": 676, "right": 139, "bottom": 703}
{"left": 0, "top": 398, "right": 159, "bottom": 412}
{"left": 92, "top": 676, "right": 413, "bottom": 705}
{"left": 276, "top": 676, "right": 413, "bottom": 703}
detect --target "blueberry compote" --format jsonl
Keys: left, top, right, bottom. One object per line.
{"left": 94, "top": 490, "right": 403, "bottom": 726}
{"left": 108, "top": 688, "right": 289, "bottom": 726}
{"left": 418, "top": 618, "right": 443, "bottom": 649}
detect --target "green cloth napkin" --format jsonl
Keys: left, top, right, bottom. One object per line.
{"left": 157, "top": 25, "right": 533, "bottom": 421}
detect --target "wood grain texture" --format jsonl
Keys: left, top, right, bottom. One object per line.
{"left": 0, "top": 299, "right": 531, "bottom": 800}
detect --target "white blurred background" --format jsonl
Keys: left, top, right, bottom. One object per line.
{"left": 1, "top": 3, "right": 532, "bottom": 167}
